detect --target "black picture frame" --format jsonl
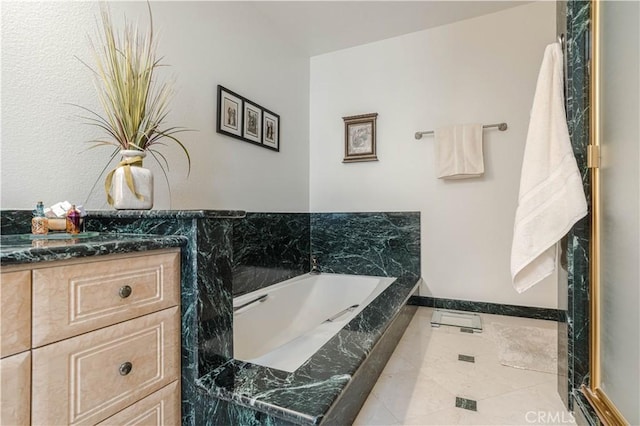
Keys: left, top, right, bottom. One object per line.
{"left": 216, "top": 86, "right": 243, "bottom": 138}
{"left": 216, "top": 84, "right": 280, "bottom": 152}
{"left": 262, "top": 108, "right": 280, "bottom": 152}
{"left": 243, "top": 100, "right": 262, "bottom": 144}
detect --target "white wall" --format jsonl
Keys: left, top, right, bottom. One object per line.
{"left": 2, "top": 1, "right": 559, "bottom": 308}
{"left": 1, "top": 1, "right": 310, "bottom": 212}
{"left": 309, "top": 2, "right": 558, "bottom": 308}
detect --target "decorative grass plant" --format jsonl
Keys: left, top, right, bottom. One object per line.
{"left": 74, "top": 3, "right": 190, "bottom": 203}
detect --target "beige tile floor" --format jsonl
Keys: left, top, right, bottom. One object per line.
{"left": 354, "top": 307, "right": 575, "bottom": 425}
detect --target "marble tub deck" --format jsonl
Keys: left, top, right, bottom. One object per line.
{"left": 195, "top": 274, "right": 421, "bottom": 425}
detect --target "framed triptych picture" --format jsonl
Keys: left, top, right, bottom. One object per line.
{"left": 216, "top": 85, "right": 280, "bottom": 152}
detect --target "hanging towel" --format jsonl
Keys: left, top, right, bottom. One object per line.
{"left": 511, "top": 42, "right": 587, "bottom": 293}
{"left": 435, "top": 124, "right": 484, "bottom": 179}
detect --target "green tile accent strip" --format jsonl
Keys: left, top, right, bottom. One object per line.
{"left": 455, "top": 397, "right": 477, "bottom": 412}
{"left": 458, "top": 354, "right": 475, "bottom": 363}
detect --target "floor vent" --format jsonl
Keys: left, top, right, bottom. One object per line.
{"left": 458, "top": 354, "right": 475, "bottom": 363}
{"left": 455, "top": 397, "right": 478, "bottom": 412}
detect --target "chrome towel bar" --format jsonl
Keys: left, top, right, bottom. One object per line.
{"left": 414, "top": 122, "right": 508, "bottom": 140}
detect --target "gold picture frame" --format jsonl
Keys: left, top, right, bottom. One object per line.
{"left": 342, "top": 113, "right": 378, "bottom": 163}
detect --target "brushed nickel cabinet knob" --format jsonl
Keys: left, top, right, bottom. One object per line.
{"left": 119, "top": 362, "right": 133, "bottom": 376}
{"left": 118, "top": 285, "right": 132, "bottom": 298}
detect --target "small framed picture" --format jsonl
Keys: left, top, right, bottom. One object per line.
{"left": 243, "top": 100, "right": 262, "bottom": 144}
{"left": 262, "top": 109, "right": 280, "bottom": 151}
{"left": 343, "top": 113, "right": 378, "bottom": 163}
{"left": 217, "top": 86, "right": 243, "bottom": 138}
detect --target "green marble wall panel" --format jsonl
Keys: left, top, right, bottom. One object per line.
{"left": 232, "top": 213, "right": 310, "bottom": 296}
{"left": 311, "top": 212, "right": 421, "bottom": 278}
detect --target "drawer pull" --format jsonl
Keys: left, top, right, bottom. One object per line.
{"left": 118, "top": 285, "right": 133, "bottom": 299}
{"left": 119, "top": 362, "right": 133, "bottom": 376}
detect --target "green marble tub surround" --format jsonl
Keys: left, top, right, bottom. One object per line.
{"left": 197, "top": 211, "right": 421, "bottom": 425}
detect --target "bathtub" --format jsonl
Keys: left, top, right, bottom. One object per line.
{"left": 233, "top": 273, "right": 396, "bottom": 372}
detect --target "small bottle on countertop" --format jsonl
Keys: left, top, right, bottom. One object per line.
{"left": 66, "top": 205, "right": 81, "bottom": 235}
{"left": 31, "top": 201, "right": 49, "bottom": 235}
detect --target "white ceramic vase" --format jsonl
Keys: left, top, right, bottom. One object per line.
{"left": 112, "top": 150, "right": 153, "bottom": 210}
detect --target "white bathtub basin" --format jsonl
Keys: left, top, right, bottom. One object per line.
{"left": 233, "top": 273, "right": 395, "bottom": 372}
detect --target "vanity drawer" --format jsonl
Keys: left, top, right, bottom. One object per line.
{"left": 32, "top": 250, "right": 180, "bottom": 347}
{"left": 31, "top": 307, "right": 180, "bottom": 426}
{"left": 0, "top": 270, "right": 31, "bottom": 357}
{"left": 0, "top": 351, "right": 31, "bottom": 426}
{"left": 97, "top": 380, "right": 180, "bottom": 426}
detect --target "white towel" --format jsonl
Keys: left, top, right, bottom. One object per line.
{"left": 511, "top": 42, "right": 588, "bottom": 293}
{"left": 434, "top": 124, "right": 484, "bottom": 179}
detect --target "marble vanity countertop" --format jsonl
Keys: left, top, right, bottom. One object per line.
{"left": 196, "top": 274, "right": 421, "bottom": 425}
{"left": 0, "top": 232, "right": 188, "bottom": 266}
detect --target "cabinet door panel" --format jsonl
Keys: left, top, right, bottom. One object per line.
{"left": 0, "top": 270, "right": 31, "bottom": 357}
{"left": 0, "top": 351, "right": 31, "bottom": 426}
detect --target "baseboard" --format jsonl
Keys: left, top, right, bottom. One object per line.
{"left": 408, "top": 296, "right": 563, "bottom": 322}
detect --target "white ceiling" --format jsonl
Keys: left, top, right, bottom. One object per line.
{"left": 248, "top": 1, "right": 534, "bottom": 56}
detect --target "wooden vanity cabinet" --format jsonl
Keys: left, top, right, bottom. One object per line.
{"left": 0, "top": 248, "right": 181, "bottom": 426}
